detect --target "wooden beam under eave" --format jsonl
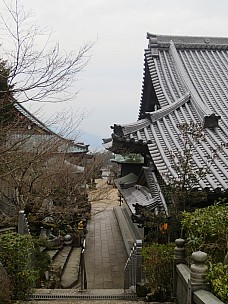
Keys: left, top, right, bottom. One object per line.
{"left": 110, "top": 137, "right": 148, "bottom": 155}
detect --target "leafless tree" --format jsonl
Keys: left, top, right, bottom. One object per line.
{"left": 0, "top": 0, "right": 93, "bottom": 103}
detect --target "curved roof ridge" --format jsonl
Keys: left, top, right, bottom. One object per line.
{"left": 146, "top": 91, "right": 191, "bottom": 122}
{"left": 113, "top": 118, "right": 150, "bottom": 136}
{"left": 169, "top": 40, "right": 220, "bottom": 128}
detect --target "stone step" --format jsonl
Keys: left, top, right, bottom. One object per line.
{"left": 32, "top": 287, "right": 174, "bottom": 303}
{"left": 32, "top": 288, "right": 138, "bottom": 300}
{"left": 45, "top": 249, "right": 59, "bottom": 260}
{"left": 29, "top": 301, "right": 172, "bottom": 304}
{"left": 51, "top": 246, "right": 72, "bottom": 272}
{"left": 60, "top": 247, "right": 81, "bottom": 288}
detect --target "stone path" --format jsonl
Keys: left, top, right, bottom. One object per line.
{"left": 26, "top": 180, "right": 167, "bottom": 303}
{"left": 84, "top": 180, "right": 128, "bottom": 289}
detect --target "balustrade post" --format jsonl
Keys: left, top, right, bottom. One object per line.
{"left": 132, "top": 243, "right": 136, "bottom": 290}
{"left": 174, "top": 238, "right": 186, "bottom": 263}
{"left": 187, "top": 251, "right": 210, "bottom": 304}
{"left": 129, "top": 252, "right": 133, "bottom": 290}
{"left": 173, "top": 238, "right": 186, "bottom": 300}
{"left": 124, "top": 240, "right": 143, "bottom": 293}
{"left": 136, "top": 240, "right": 142, "bottom": 285}
{"left": 124, "top": 259, "right": 130, "bottom": 291}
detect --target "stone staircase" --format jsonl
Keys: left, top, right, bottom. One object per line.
{"left": 45, "top": 245, "right": 81, "bottom": 288}
{"left": 60, "top": 247, "right": 81, "bottom": 288}
{"left": 32, "top": 209, "right": 174, "bottom": 303}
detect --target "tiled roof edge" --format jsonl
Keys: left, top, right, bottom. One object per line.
{"left": 138, "top": 55, "right": 148, "bottom": 119}
{"left": 113, "top": 118, "right": 150, "bottom": 136}
{"left": 13, "top": 101, "right": 52, "bottom": 134}
{"left": 12, "top": 98, "right": 88, "bottom": 149}
{"left": 147, "top": 33, "right": 228, "bottom": 50}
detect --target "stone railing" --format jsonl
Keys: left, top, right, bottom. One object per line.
{"left": 173, "top": 238, "right": 224, "bottom": 304}
{"left": 124, "top": 240, "right": 142, "bottom": 292}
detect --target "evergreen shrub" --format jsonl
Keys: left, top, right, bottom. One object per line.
{"left": 181, "top": 201, "right": 228, "bottom": 302}
{"left": 141, "top": 242, "right": 175, "bottom": 301}
{"left": 0, "top": 232, "right": 38, "bottom": 300}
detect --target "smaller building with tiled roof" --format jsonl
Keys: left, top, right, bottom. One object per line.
{"left": 0, "top": 97, "right": 89, "bottom": 217}
{"left": 1, "top": 97, "right": 89, "bottom": 154}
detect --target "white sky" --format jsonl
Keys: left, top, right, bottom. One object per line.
{"left": 1, "top": 0, "right": 228, "bottom": 144}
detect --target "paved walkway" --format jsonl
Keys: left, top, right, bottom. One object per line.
{"left": 84, "top": 180, "right": 128, "bottom": 289}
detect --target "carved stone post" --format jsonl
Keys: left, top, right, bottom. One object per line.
{"left": 174, "top": 238, "right": 186, "bottom": 263}
{"left": 190, "top": 251, "right": 208, "bottom": 284}
{"left": 173, "top": 238, "right": 186, "bottom": 299}
{"left": 187, "top": 251, "right": 210, "bottom": 304}
{"left": 18, "top": 210, "right": 25, "bottom": 235}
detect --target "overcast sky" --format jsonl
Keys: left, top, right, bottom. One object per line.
{"left": 1, "top": 0, "right": 228, "bottom": 147}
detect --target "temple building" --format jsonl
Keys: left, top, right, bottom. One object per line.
{"left": 104, "top": 33, "right": 228, "bottom": 237}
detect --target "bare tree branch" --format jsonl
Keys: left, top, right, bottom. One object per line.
{"left": 0, "top": 0, "right": 94, "bottom": 103}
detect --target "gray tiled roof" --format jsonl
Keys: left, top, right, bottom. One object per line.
{"left": 115, "top": 168, "right": 168, "bottom": 215}
{"left": 12, "top": 99, "right": 89, "bottom": 153}
{"left": 14, "top": 101, "right": 54, "bottom": 134}
{"left": 109, "top": 34, "right": 228, "bottom": 192}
